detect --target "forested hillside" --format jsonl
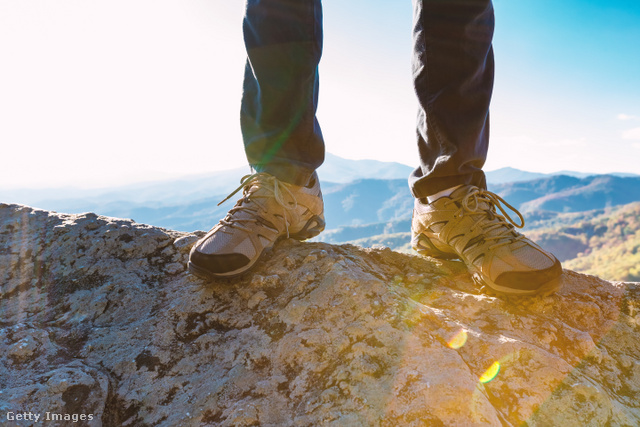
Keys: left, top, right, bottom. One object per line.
{"left": 340, "top": 202, "right": 640, "bottom": 282}
{"left": 529, "top": 202, "right": 640, "bottom": 281}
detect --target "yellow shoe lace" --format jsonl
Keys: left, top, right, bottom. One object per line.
{"left": 217, "top": 173, "right": 298, "bottom": 238}
{"left": 455, "top": 187, "right": 526, "bottom": 250}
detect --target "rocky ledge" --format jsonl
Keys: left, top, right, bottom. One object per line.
{"left": 1, "top": 203, "right": 639, "bottom": 426}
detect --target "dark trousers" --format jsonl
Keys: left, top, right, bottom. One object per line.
{"left": 241, "top": 0, "right": 493, "bottom": 198}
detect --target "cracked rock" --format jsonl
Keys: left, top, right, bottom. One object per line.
{"left": 1, "top": 203, "right": 639, "bottom": 426}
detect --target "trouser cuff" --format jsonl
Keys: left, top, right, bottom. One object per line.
{"left": 409, "top": 170, "right": 487, "bottom": 199}
{"left": 253, "top": 162, "right": 316, "bottom": 187}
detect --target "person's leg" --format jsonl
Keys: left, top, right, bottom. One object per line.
{"left": 242, "top": 0, "right": 324, "bottom": 187}
{"left": 409, "top": 0, "right": 562, "bottom": 296}
{"left": 409, "top": 0, "right": 494, "bottom": 198}
{"left": 188, "top": 0, "right": 326, "bottom": 280}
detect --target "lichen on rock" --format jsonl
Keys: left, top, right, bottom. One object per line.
{"left": 1, "top": 203, "right": 639, "bottom": 426}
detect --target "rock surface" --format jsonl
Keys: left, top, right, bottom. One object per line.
{"left": 1, "top": 203, "right": 639, "bottom": 426}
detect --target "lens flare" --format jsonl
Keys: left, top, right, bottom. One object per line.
{"left": 479, "top": 361, "right": 500, "bottom": 383}
{"left": 448, "top": 329, "right": 468, "bottom": 349}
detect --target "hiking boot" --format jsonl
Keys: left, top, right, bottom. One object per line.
{"left": 188, "top": 172, "right": 325, "bottom": 279}
{"left": 411, "top": 185, "right": 562, "bottom": 296}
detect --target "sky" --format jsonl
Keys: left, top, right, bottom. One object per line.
{"left": 1, "top": 0, "right": 639, "bottom": 189}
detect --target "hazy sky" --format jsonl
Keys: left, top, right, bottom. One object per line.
{"left": 1, "top": 0, "right": 639, "bottom": 189}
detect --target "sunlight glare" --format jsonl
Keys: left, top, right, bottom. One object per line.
{"left": 447, "top": 329, "right": 468, "bottom": 350}
{"left": 479, "top": 361, "right": 501, "bottom": 384}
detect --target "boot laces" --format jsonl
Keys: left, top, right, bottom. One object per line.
{"left": 216, "top": 173, "right": 298, "bottom": 238}
{"left": 455, "top": 187, "right": 526, "bottom": 250}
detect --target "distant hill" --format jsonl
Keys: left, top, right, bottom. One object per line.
{"left": 322, "top": 179, "right": 413, "bottom": 230}
{"left": 319, "top": 219, "right": 412, "bottom": 245}
{"left": 490, "top": 175, "right": 640, "bottom": 213}
{"left": 529, "top": 202, "right": 640, "bottom": 281}
{"left": 485, "top": 167, "right": 547, "bottom": 184}
{"left": 0, "top": 153, "right": 413, "bottom": 210}
{"left": 0, "top": 168, "right": 249, "bottom": 209}
{"left": 319, "top": 153, "right": 414, "bottom": 183}
{"left": 485, "top": 167, "right": 638, "bottom": 184}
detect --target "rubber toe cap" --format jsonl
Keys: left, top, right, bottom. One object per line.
{"left": 188, "top": 249, "right": 251, "bottom": 276}
{"left": 494, "top": 258, "right": 563, "bottom": 291}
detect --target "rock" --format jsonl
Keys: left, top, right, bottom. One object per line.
{"left": 1, "top": 202, "right": 639, "bottom": 426}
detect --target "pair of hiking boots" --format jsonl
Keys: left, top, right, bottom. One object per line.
{"left": 188, "top": 173, "right": 562, "bottom": 296}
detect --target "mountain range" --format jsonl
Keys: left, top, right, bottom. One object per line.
{"left": 2, "top": 154, "right": 639, "bottom": 235}
{"left": 491, "top": 174, "right": 640, "bottom": 213}
{"left": 483, "top": 167, "right": 638, "bottom": 184}
{"left": 0, "top": 153, "right": 412, "bottom": 208}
